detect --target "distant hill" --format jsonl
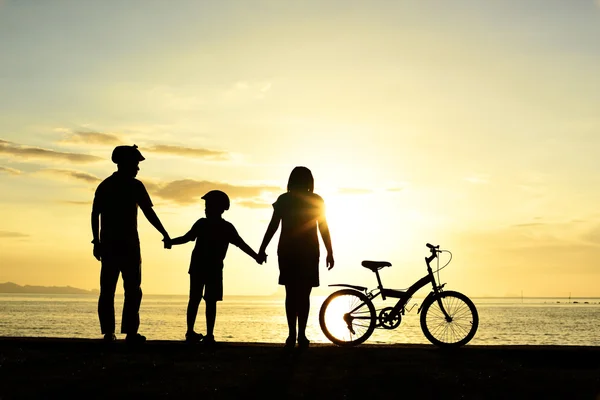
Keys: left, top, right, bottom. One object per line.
{"left": 0, "top": 282, "right": 99, "bottom": 295}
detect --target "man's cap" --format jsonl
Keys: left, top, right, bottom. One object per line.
{"left": 111, "top": 144, "right": 145, "bottom": 164}
{"left": 201, "top": 190, "right": 230, "bottom": 211}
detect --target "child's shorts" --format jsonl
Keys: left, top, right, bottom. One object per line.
{"left": 189, "top": 271, "right": 223, "bottom": 302}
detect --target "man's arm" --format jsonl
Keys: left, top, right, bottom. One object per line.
{"left": 91, "top": 209, "right": 101, "bottom": 261}
{"left": 140, "top": 205, "right": 170, "bottom": 240}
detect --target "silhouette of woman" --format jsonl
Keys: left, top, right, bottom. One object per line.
{"left": 258, "top": 167, "right": 334, "bottom": 350}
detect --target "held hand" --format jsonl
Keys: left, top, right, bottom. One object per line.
{"left": 93, "top": 243, "right": 102, "bottom": 261}
{"left": 256, "top": 251, "right": 268, "bottom": 265}
{"left": 326, "top": 253, "right": 335, "bottom": 270}
{"left": 163, "top": 237, "right": 172, "bottom": 250}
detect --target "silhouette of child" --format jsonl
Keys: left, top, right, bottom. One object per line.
{"left": 164, "top": 190, "right": 263, "bottom": 345}
{"left": 258, "top": 166, "right": 334, "bottom": 350}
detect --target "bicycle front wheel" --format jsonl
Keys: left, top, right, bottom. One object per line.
{"left": 319, "top": 289, "right": 376, "bottom": 347}
{"left": 420, "top": 290, "right": 479, "bottom": 348}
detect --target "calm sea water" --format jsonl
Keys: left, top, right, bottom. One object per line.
{"left": 0, "top": 294, "right": 599, "bottom": 346}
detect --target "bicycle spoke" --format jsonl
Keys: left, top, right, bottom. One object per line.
{"left": 424, "top": 293, "right": 476, "bottom": 344}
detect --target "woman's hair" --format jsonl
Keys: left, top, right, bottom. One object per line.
{"left": 287, "top": 166, "right": 314, "bottom": 192}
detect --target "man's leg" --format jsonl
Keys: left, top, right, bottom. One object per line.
{"left": 121, "top": 258, "right": 142, "bottom": 336}
{"left": 98, "top": 261, "right": 119, "bottom": 336}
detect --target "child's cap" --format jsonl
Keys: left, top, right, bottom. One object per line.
{"left": 201, "top": 190, "right": 230, "bottom": 210}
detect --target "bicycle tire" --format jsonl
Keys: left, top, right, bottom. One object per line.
{"left": 319, "top": 289, "right": 376, "bottom": 347}
{"left": 420, "top": 290, "right": 478, "bottom": 348}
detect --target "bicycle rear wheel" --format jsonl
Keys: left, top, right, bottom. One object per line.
{"left": 319, "top": 289, "right": 376, "bottom": 346}
{"left": 420, "top": 290, "right": 478, "bottom": 348}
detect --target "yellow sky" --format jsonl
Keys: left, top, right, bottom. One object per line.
{"left": 1, "top": 1, "right": 599, "bottom": 296}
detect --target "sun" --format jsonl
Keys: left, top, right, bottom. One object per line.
{"left": 321, "top": 190, "right": 423, "bottom": 273}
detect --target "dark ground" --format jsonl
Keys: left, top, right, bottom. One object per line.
{"left": 0, "top": 338, "right": 598, "bottom": 399}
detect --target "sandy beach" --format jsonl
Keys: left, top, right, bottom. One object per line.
{"left": 0, "top": 338, "right": 598, "bottom": 399}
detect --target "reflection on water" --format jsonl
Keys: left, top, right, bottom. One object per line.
{"left": 0, "top": 294, "right": 599, "bottom": 346}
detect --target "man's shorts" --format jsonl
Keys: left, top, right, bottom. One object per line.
{"left": 189, "top": 270, "right": 223, "bottom": 302}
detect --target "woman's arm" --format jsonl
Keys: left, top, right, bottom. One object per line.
{"left": 259, "top": 210, "right": 281, "bottom": 256}
{"left": 318, "top": 214, "right": 334, "bottom": 270}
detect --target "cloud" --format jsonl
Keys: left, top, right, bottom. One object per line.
{"left": 58, "top": 200, "right": 92, "bottom": 206}
{"left": 152, "top": 179, "right": 280, "bottom": 205}
{"left": 511, "top": 222, "right": 546, "bottom": 228}
{"left": 222, "top": 80, "right": 273, "bottom": 102}
{"left": 464, "top": 176, "right": 489, "bottom": 184}
{"left": 337, "top": 188, "right": 373, "bottom": 195}
{"left": 41, "top": 169, "right": 101, "bottom": 184}
{"left": 144, "top": 145, "right": 230, "bottom": 160}
{"left": 0, "top": 140, "right": 102, "bottom": 163}
{"left": 237, "top": 200, "right": 273, "bottom": 209}
{"left": 0, "top": 231, "right": 29, "bottom": 238}
{"left": 59, "top": 131, "right": 122, "bottom": 146}
{"left": 0, "top": 166, "right": 21, "bottom": 175}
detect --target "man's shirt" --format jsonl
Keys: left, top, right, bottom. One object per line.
{"left": 92, "top": 172, "right": 152, "bottom": 245}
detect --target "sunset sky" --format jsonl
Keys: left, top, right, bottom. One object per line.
{"left": 1, "top": 0, "right": 599, "bottom": 297}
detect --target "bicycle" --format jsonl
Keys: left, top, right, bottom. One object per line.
{"left": 319, "top": 243, "right": 479, "bottom": 348}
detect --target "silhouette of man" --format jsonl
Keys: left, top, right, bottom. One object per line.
{"left": 91, "top": 145, "right": 170, "bottom": 343}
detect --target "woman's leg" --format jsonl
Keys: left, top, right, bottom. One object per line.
{"left": 205, "top": 300, "right": 217, "bottom": 339}
{"left": 284, "top": 284, "right": 297, "bottom": 342}
{"left": 297, "top": 285, "right": 312, "bottom": 342}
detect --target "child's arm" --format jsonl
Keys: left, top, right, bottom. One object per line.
{"left": 235, "top": 237, "right": 261, "bottom": 263}
{"left": 170, "top": 231, "right": 195, "bottom": 246}
{"left": 164, "top": 230, "right": 195, "bottom": 249}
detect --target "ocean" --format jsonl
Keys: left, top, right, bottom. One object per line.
{"left": 1, "top": 294, "right": 599, "bottom": 346}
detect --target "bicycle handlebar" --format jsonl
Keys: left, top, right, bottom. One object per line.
{"left": 425, "top": 243, "right": 440, "bottom": 265}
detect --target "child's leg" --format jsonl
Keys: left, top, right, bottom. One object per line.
{"left": 284, "top": 284, "right": 298, "bottom": 341}
{"left": 187, "top": 274, "right": 203, "bottom": 334}
{"left": 297, "top": 285, "right": 312, "bottom": 340}
{"left": 187, "top": 296, "right": 202, "bottom": 334}
{"left": 205, "top": 300, "right": 217, "bottom": 338}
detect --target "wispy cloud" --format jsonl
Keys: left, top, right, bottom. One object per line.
{"left": 0, "top": 139, "right": 102, "bottom": 163}
{"left": 236, "top": 200, "right": 273, "bottom": 209}
{"left": 41, "top": 169, "right": 101, "bottom": 184}
{"left": 153, "top": 179, "right": 280, "bottom": 205}
{"left": 464, "top": 175, "right": 489, "bottom": 184}
{"left": 338, "top": 188, "right": 372, "bottom": 195}
{"left": 144, "top": 145, "right": 230, "bottom": 160}
{"left": 59, "top": 130, "right": 122, "bottom": 146}
{"left": 58, "top": 200, "right": 92, "bottom": 206}
{"left": 511, "top": 222, "right": 546, "bottom": 228}
{"left": 221, "top": 80, "right": 273, "bottom": 102}
{"left": 0, "top": 231, "right": 29, "bottom": 238}
{"left": 0, "top": 166, "right": 22, "bottom": 175}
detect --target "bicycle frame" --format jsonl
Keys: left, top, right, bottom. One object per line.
{"left": 330, "top": 249, "right": 448, "bottom": 323}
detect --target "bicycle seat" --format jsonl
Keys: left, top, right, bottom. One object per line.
{"left": 361, "top": 260, "right": 392, "bottom": 271}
